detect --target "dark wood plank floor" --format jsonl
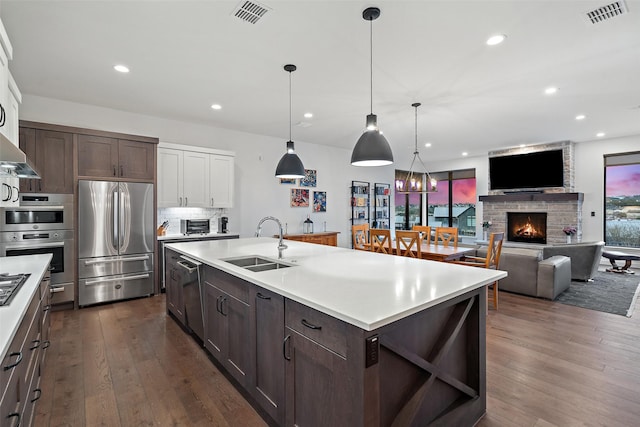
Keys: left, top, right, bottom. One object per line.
{"left": 34, "top": 284, "right": 640, "bottom": 426}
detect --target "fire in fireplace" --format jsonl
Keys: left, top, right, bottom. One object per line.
{"left": 507, "top": 212, "right": 547, "bottom": 244}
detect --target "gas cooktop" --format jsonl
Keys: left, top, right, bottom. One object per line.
{"left": 0, "top": 273, "right": 31, "bottom": 306}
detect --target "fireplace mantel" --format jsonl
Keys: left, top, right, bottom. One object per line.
{"left": 479, "top": 192, "right": 583, "bottom": 203}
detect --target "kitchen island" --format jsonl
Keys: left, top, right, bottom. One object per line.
{"left": 165, "top": 237, "right": 506, "bottom": 427}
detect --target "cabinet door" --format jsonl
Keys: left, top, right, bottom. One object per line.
{"left": 118, "top": 139, "right": 155, "bottom": 181}
{"left": 0, "top": 176, "right": 19, "bottom": 207}
{"left": 165, "top": 251, "right": 185, "bottom": 324}
{"left": 182, "top": 151, "right": 209, "bottom": 207}
{"left": 36, "top": 130, "right": 74, "bottom": 193}
{"left": 77, "top": 135, "right": 119, "bottom": 178}
{"left": 251, "top": 287, "right": 285, "bottom": 424}
{"left": 285, "top": 329, "right": 349, "bottom": 427}
{"left": 157, "top": 148, "right": 183, "bottom": 207}
{"left": 209, "top": 154, "right": 234, "bottom": 208}
{"left": 204, "top": 281, "right": 225, "bottom": 360}
{"left": 224, "top": 293, "right": 250, "bottom": 385}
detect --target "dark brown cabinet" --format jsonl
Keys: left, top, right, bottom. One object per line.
{"left": 203, "top": 267, "right": 251, "bottom": 387}
{"left": 19, "top": 128, "right": 74, "bottom": 193}
{"left": 250, "top": 286, "right": 285, "bottom": 425}
{"left": 1, "top": 269, "right": 51, "bottom": 427}
{"left": 165, "top": 249, "right": 185, "bottom": 325}
{"left": 77, "top": 135, "right": 154, "bottom": 181}
{"left": 284, "top": 299, "right": 350, "bottom": 427}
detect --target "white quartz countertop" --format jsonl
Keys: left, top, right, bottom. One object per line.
{"left": 165, "top": 238, "right": 507, "bottom": 331}
{"left": 157, "top": 232, "right": 239, "bottom": 241}
{"left": 0, "top": 254, "right": 52, "bottom": 359}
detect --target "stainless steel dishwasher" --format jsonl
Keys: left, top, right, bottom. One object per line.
{"left": 177, "top": 256, "right": 204, "bottom": 342}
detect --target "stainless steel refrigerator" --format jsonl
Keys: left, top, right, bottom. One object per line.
{"left": 78, "top": 180, "right": 154, "bottom": 306}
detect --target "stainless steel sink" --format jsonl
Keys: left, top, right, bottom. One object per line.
{"left": 222, "top": 256, "right": 296, "bottom": 273}
{"left": 223, "top": 256, "right": 274, "bottom": 267}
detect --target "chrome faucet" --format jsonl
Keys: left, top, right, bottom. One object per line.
{"left": 255, "top": 216, "right": 287, "bottom": 259}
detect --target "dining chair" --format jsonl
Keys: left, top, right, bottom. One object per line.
{"left": 370, "top": 228, "right": 393, "bottom": 254}
{"left": 412, "top": 225, "right": 432, "bottom": 245}
{"left": 453, "top": 232, "right": 504, "bottom": 310}
{"left": 395, "top": 230, "right": 421, "bottom": 258}
{"left": 352, "top": 223, "right": 370, "bottom": 251}
{"left": 434, "top": 227, "right": 459, "bottom": 247}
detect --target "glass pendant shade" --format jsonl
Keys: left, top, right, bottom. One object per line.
{"left": 275, "top": 141, "right": 304, "bottom": 178}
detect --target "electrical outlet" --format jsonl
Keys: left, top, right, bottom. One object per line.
{"left": 365, "top": 335, "right": 379, "bottom": 367}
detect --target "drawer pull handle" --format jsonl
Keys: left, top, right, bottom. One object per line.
{"left": 3, "top": 352, "right": 22, "bottom": 370}
{"left": 50, "top": 287, "right": 65, "bottom": 293}
{"left": 256, "top": 292, "right": 271, "bottom": 300}
{"left": 6, "top": 412, "right": 20, "bottom": 425}
{"left": 30, "top": 339, "right": 41, "bottom": 350}
{"left": 283, "top": 335, "right": 291, "bottom": 361}
{"left": 301, "top": 319, "right": 322, "bottom": 330}
{"left": 43, "top": 304, "right": 51, "bottom": 312}
{"left": 31, "top": 388, "right": 42, "bottom": 402}
{"left": 43, "top": 341, "right": 51, "bottom": 349}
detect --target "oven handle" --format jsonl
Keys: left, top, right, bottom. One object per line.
{"left": 83, "top": 255, "right": 150, "bottom": 265}
{"left": 4, "top": 205, "right": 66, "bottom": 211}
{"left": 84, "top": 273, "right": 150, "bottom": 286}
{"left": 6, "top": 241, "right": 65, "bottom": 250}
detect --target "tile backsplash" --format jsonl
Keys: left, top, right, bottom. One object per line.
{"left": 158, "top": 207, "right": 226, "bottom": 234}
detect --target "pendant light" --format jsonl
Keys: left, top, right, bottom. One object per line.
{"left": 350, "top": 7, "right": 394, "bottom": 167}
{"left": 275, "top": 64, "right": 305, "bottom": 178}
{"left": 395, "top": 103, "right": 437, "bottom": 193}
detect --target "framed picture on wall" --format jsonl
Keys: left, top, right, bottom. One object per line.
{"left": 290, "top": 189, "right": 310, "bottom": 207}
{"left": 313, "top": 191, "right": 326, "bottom": 212}
{"left": 280, "top": 178, "right": 296, "bottom": 184}
{"left": 299, "top": 169, "right": 317, "bottom": 187}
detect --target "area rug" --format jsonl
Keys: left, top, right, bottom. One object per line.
{"left": 555, "top": 271, "right": 640, "bottom": 317}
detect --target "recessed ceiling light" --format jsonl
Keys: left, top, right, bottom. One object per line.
{"left": 462, "top": 152, "right": 468, "bottom": 156}
{"left": 211, "top": 104, "right": 222, "bottom": 110}
{"left": 486, "top": 34, "right": 506, "bottom": 46}
{"left": 544, "top": 86, "right": 558, "bottom": 95}
{"left": 424, "top": 142, "right": 432, "bottom": 148}
{"left": 596, "top": 132, "right": 605, "bottom": 137}
{"left": 304, "top": 112, "right": 313, "bottom": 119}
{"left": 114, "top": 64, "right": 129, "bottom": 73}
{"left": 575, "top": 114, "right": 586, "bottom": 120}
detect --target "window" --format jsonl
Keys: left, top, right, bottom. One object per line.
{"left": 427, "top": 169, "right": 476, "bottom": 237}
{"left": 604, "top": 152, "right": 640, "bottom": 248}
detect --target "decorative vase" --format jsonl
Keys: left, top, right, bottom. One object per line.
{"left": 566, "top": 235, "right": 572, "bottom": 244}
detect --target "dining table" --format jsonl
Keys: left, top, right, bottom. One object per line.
{"left": 418, "top": 242, "right": 475, "bottom": 262}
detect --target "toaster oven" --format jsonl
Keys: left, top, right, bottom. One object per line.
{"left": 180, "top": 219, "right": 210, "bottom": 235}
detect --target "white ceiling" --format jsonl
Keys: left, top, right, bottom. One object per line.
{"left": 2, "top": 1, "right": 639, "bottom": 165}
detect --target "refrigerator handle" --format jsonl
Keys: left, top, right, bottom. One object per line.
{"left": 113, "top": 188, "right": 119, "bottom": 251}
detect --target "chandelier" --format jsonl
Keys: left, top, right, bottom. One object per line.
{"left": 395, "top": 103, "right": 437, "bottom": 193}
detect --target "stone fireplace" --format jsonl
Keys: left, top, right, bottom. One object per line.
{"left": 480, "top": 193, "right": 583, "bottom": 245}
{"left": 507, "top": 212, "right": 547, "bottom": 244}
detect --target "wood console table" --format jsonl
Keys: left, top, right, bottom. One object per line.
{"left": 280, "top": 231, "right": 339, "bottom": 247}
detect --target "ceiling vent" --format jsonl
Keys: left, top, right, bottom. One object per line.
{"left": 585, "top": 1, "right": 628, "bottom": 24}
{"left": 232, "top": 1, "right": 270, "bottom": 24}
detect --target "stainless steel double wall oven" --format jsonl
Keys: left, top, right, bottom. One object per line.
{"left": 0, "top": 193, "right": 75, "bottom": 305}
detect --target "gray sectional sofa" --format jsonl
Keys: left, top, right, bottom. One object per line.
{"left": 475, "top": 241, "right": 605, "bottom": 300}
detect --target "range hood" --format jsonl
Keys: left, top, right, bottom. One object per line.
{"left": 0, "top": 132, "right": 40, "bottom": 178}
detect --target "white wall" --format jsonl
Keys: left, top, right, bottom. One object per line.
{"left": 20, "top": 95, "right": 394, "bottom": 247}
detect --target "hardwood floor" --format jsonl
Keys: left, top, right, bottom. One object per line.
{"left": 34, "top": 286, "right": 640, "bottom": 426}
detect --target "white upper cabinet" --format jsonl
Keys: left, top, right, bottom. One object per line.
{"left": 209, "top": 154, "right": 234, "bottom": 208}
{"left": 158, "top": 143, "right": 234, "bottom": 209}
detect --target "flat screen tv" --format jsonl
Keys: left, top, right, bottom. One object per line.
{"left": 489, "top": 149, "right": 564, "bottom": 190}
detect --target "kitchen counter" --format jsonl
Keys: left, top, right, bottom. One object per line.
{"left": 165, "top": 237, "right": 506, "bottom": 331}
{"left": 157, "top": 232, "right": 239, "bottom": 241}
{"left": 0, "top": 254, "right": 52, "bottom": 360}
